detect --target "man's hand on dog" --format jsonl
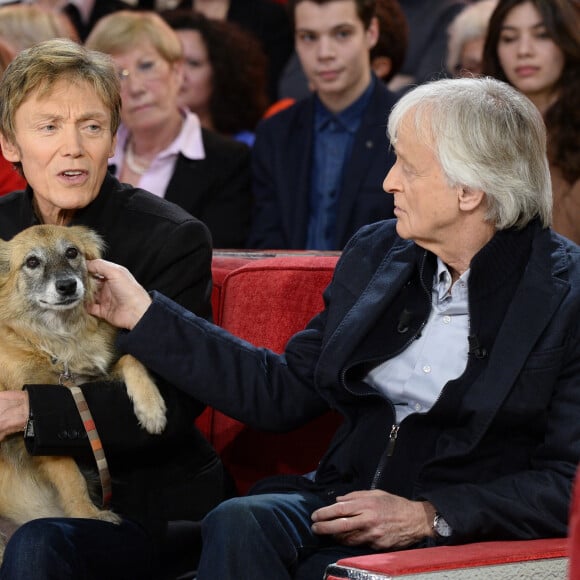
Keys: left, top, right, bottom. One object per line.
{"left": 87, "top": 259, "right": 152, "bottom": 331}
{"left": 0, "top": 391, "right": 29, "bottom": 441}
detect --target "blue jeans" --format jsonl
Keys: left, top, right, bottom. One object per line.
{"left": 0, "top": 517, "right": 155, "bottom": 580}
{"left": 196, "top": 492, "right": 373, "bottom": 580}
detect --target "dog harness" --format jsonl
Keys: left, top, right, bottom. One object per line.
{"left": 60, "top": 365, "right": 113, "bottom": 509}
{"left": 40, "top": 353, "right": 113, "bottom": 509}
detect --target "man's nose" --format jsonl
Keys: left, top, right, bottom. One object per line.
{"left": 61, "top": 127, "right": 84, "bottom": 157}
{"left": 383, "top": 164, "right": 399, "bottom": 194}
{"left": 317, "top": 36, "right": 335, "bottom": 59}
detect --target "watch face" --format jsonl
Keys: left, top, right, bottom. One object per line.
{"left": 434, "top": 514, "right": 453, "bottom": 537}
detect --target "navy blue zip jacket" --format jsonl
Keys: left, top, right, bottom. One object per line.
{"left": 119, "top": 218, "right": 580, "bottom": 544}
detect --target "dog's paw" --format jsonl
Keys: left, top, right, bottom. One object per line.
{"left": 137, "top": 404, "right": 168, "bottom": 435}
{"left": 116, "top": 355, "right": 168, "bottom": 434}
{"left": 94, "top": 509, "right": 122, "bottom": 525}
{"left": 134, "top": 395, "right": 168, "bottom": 435}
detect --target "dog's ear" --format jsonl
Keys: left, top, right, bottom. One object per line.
{"left": 70, "top": 226, "right": 106, "bottom": 260}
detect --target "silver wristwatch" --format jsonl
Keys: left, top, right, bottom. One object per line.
{"left": 433, "top": 513, "right": 453, "bottom": 538}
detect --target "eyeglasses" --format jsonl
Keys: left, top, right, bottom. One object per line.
{"left": 116, "top": 58, "right": 166, "bottom": 84}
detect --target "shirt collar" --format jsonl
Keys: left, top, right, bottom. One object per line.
{"left": 435, "top": 257, "right": 470, "bottom": 302}
{"left": 112, "top": 109, "right": 205, "bottom": 168}
{"left": 314, "top": 75, "right": 376, "bottom": 133}
{"left": 162, "top": 109, "right": 205, "bottom": 160}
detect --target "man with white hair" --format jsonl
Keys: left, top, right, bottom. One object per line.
{"left": 87, "top": 76, "right": 580, "bottom": 580}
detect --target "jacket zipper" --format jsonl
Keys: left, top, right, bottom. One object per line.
{"left": 386, "top": 423, "right": 400, "bottom": 456}
{"left": 371, "top": 422, "right": 399, "bottom": 489}
{"left": 370, "top": 251, "right": 432, "bottom": 490}
{"left": 320, "top": 251, "right": 435, "bottom": 490}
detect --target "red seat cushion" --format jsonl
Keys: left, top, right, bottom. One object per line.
{"left": 204, "top": 253, "right": 342, "bottom": 494}
{"left": 569, "top": 466, "right": 580, "bottom": 578}
{"left": 326, "top": 538, "right": 567, "bottom": 579}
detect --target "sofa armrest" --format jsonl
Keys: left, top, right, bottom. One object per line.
{"left": 324, "top": 538, "right": 567, "bottom": 579}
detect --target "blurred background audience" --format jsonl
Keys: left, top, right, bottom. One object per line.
{"left": 58, "top": 0, "right": 134, "bottom": 41}
{"left": 279, "top": 0, "right": 409, "bottom": 101}
{"left": 0, "top": 0, "right": 136, "bottom": 41}
{"left": 138, "top": 0, "right": 293, "bottom": 102}
{"left": 247, "top": 0, "right": 403, "bottom": 251}
{"left": 447, "top": 0, "right": 498, "bottom": 77}
{"left": 162, "top": 9, "right": 269, "bottom": 146}
{"left": 0, "top": 36, "right": 24, "bottom": 195}
{"left": 387, "top": 0, "right": 467, "bottom": 93}
{"left": 0, "top": 3, "right": 78, "bottom": 51}
{"left": 483, "top": 0, "right": 580, "bottom": 244}
{"left": 370, "top": 0, "right": 409, "bottom": 83}
{"left": 86, "top": 10, "right": 252, "bottom": 248}
{"left": 0, "top": 0, "right": 577, "bottom": 244}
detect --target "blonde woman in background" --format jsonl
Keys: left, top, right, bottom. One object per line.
{"left": 0, "top": 3, "right": 78, "bottom": 52}
{"left": 86, "top": 10, "right": 253, "bottom": 248}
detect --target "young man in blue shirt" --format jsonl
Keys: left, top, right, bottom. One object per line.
{"left": 247, "top": 0, "right": 405, "bottom": 250}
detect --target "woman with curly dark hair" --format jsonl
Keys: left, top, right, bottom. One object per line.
{"left": 482, "top": 0, "right": 580, "bottom": 244}
{"left": 162, "top": 9, "right": 269, "bottom": 146}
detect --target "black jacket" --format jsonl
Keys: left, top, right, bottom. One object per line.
{"left": 122, "top": 219, "right": 580, "bottom": 544}
{"left": 247, "top": 78, "right": 398, "bottom": 249}
{"left": 0, "top": 174, "right": 228, "bottom": 535}
{"left": 163, "top": 129, "right": 253, "bottom": 249}
{"left": 110, "top": 129, "right": 252, "bottom": 249}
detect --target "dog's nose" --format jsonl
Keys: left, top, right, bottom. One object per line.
{"left": 56, "top": 278, "right": 77, "bottom": 296}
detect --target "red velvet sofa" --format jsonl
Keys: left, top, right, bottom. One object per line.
{"left": 199, "top": 250, "right": 573, "bottom": 579}
{"left": 197, "top": 250, "right": 342, "bottom": 495}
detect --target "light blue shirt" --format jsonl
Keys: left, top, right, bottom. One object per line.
{"left": 364, "top": 258, "right": 470, "bottom": 423}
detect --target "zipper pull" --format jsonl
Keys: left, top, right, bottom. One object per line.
{"left": 386, "top": 424, "right": 400, "bottom": 456}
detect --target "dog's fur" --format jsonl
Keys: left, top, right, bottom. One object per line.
{"left": 0, "top": 224, "right": 167, "bottom": 557}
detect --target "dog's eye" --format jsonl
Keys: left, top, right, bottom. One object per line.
{"left": 25, "top": 256, "right": 40, "bottom": 269}
{"left": 65, "top": 247, "right": 79, "bottom": 260}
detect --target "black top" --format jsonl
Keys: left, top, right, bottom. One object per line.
{"left": 0, "top": 172, "right": 213, "bottom": 317}
{"left": 0, "top": 173, "right": 228, "bottom": 537}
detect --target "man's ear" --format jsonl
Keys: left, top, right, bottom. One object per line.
{"left": 366, "top": 16, "right": 379, "bottom": 50}
{"left": 0, "top": 134, "right": 21, "bottom": 163}
{"left": 458, "top": 186, "right": 486, "bottom": 212}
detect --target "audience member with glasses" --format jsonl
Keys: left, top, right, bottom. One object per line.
{"left": 86, "top": 10, "right": 253, "bottom": 249}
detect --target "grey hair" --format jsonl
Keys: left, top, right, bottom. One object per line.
{"left": 387, "top": 76, "right": 552, "bottom": 230}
